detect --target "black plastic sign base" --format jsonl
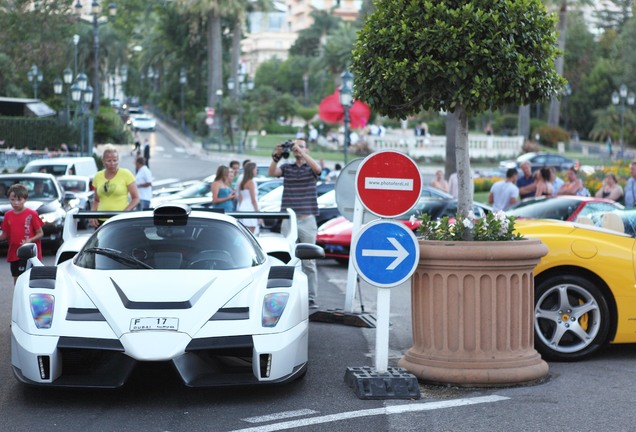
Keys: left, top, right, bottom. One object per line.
{"left": 344, "top": 366, "right": 421, "bottom": 400}
{"left": 309, "top": 309, "right": 376, "bottom": 328}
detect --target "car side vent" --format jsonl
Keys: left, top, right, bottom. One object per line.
{"left": 29, "top": 266, "right": 57, "bottom": 289}
{"left": 267, "top": 266, "right": 294, "bottom": 288}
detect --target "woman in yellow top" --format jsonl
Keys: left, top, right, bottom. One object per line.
{"left": 90, "top": 144, "right": 140, "bottom": 228}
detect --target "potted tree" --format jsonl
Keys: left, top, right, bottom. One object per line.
{"left": 351, "top": 0, "right": 565, "bottom": 386}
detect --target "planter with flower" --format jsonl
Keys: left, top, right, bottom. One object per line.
{"left": 396, "top": 211, "right": 549, "bottom": 386}
{"left": 352, "top": 0, "right": 563, "bottom": 386}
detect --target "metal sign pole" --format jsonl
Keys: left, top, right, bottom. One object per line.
{"left": 375, "top": 287, "right": 391, "bottom": 372}
{"left": 344, "top": 195, "right": 364, "bottom": 312}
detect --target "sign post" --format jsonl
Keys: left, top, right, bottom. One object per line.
{"left": 344, "top": 151, "right": 422, "bottom": 400}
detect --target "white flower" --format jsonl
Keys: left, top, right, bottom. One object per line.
{"left": 468, "top": 210, "right": 475, "bottom": 220}
{"left": 409, "top": 214, "right": 417, "bottom": 224}
{"left": 462, "top": 217, "right": 474, "bottom": 229}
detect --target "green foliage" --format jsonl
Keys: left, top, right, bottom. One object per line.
{"left": 262, "top": 122, "right": 297, "bottom": 135}
{"left": 417, "top": 211, "right": 523, "bottom": 242}
{"left": 351, "top": 0, "right": 566, "bottom": 118}
{"left": 492, "top": 114, "right": 519, "bottom": 135}
{"left": 94, "top": 106, "right": 129, "bottom": 144}
{"left": 533, "top": 124, "right": 570, "bottom": 148}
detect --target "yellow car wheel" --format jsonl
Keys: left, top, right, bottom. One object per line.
{"left": 534, "top": 275, "right": 611, "bottom": 362}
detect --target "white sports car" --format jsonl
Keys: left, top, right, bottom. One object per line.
{"left": 11, "top": 204, "right": 323, "bottom": 388}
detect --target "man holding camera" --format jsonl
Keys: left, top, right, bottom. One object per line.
{"left": 269, "top": 139, "right": 322, "bottom": 309}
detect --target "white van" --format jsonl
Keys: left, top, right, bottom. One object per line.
{"left": 23, "top": 157, "right": 98, "bottom": 178}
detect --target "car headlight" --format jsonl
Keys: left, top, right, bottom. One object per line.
{"left": 40, "top": 209, "right": 65, "bottom": 224}
{"left": 262, "top": 293, "right": 289, "bottom": 328}
{"left": 30, "top": 294, "right": 54, "bottom": 329}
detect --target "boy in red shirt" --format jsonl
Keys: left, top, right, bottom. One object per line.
{"left": 0, "top": 184, "right": 44, "bottom": 284}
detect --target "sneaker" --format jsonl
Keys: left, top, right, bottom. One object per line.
{"left": 308, "top": 300, "right": 319, "bottom": 309}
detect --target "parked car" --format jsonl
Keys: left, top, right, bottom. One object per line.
{"left": 23, "top": 156, "right": 98, "bottom": 178}
{"left": 499, "top": 152, "right": 579, "bottom": 172}
{"left": 0, "top": 173, "right": 72, "bottom": 249}
{"left": 514, "top": 212, "right": 636, "bottom": 361}
{"left": 11, "top": 204, "right": 324, "bottom": 387}
{"left": 57, "top": 175, "right": 94, "bottom": 228}
{"left": 316, "top": 198, "right": 491, "bottom": 264}
{"left": 507, "top": 196, "right": 623, "bottom": 222}
{"left": 131, "top": 115, "right": 157, "bottom": 131}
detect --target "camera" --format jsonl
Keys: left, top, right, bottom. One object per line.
{"left": 280, "top": 140, "right": 293, "bottom": 159}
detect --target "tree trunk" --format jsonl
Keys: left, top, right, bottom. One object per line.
{"left": 444, "top": 112, "right": 457, "bottom": 179}
{"left": 455, "top": 106, "right": 472, "bottom": 227}
{"left": 548, "top": 2, "right": 567, "bottom": 127}
{"left": 518, "top": 105, "right": 531, "bottom": 140}
{"left": 207, "top": 9, "right": 223, "bottom": 108}
{"left": 230, "top": 16, "right": 242, "bottom": 100}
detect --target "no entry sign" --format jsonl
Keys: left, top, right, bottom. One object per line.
{"left": 355, "top": 151, "right": 422, "bottom": 218}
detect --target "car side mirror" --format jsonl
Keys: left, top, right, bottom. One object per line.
{"left": 17, "top": 243, "right": 38, "bottom": 260}
{"left": 64, "top": 191, "right": 78, "bottom": 201}
{"left": 295, "top": 243, "right": 325, "bottom": 260}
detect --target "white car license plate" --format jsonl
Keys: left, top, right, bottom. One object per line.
{"left": 130, "top": 317, "right": 179, "bottom": 331}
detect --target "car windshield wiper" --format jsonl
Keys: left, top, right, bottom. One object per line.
{"left": 82, "top": 247, "right": 153, "bottom": 269}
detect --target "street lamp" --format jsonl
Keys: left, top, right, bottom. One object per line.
{"left": 339, "top": 69, "right": 354, "bottom": 165}
{"left": 612, "top": 84, "right": 635, "bottom": 159}
{"left": 179, "top": 68, "right": 187, "bottom": 132}
{"left": 63, "top": 67, "right": 73, "bottom": 124}
{"left": 27, "top": 64, "right": 43, "bottom": 99}
{"left": 216, "top": 89, "right": 223, "bottom": 151}
{"left": 73, "top": 34, "right": 80, "bottom": 76}
{"left": 75, "top": 0, "right": 116, "bottom": 117}
{"left": 71, "top": 74, "right": 92, "bottom": 155}
{"left": 562, "top": 83, "right": 572, "bottom": 131}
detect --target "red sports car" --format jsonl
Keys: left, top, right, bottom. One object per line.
{"left": 316, "top": 198, "right": 490, "bottom": 264}
{"left": 507, "top": 196, "right": 623, "bottom": 221}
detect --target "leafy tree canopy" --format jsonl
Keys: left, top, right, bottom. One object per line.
{"left": 352, "top": 0, "right": 566, "bottom": 118}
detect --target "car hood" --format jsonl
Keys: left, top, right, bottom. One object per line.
{"left": 0, "top": 199, "right": 60, "bottom": 215}
{"left": 68, "top": 265, "right": 260, "bottom": 339}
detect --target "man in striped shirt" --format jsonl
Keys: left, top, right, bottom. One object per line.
{"left": 269, "top": 139, "right": 322, "bottom": 309}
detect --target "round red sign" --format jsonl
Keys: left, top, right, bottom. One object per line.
{"left": 355, "top": 151, "right": 422, "bottom": 218}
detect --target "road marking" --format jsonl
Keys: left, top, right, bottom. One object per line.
{"left": 361, "top": 237, "right": 408, "bottom": 270}
{"left": 242, "top": 409, "right": 319, "bottom": 424}
{"left": 174, "top": 147, "right": 185, "bottom": 153}
{"left": 231, "top": 395, "right": 508, "bottom": 432}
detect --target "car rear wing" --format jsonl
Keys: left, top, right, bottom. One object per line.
{"left": 63, "top": 207, "right": 298, "bottom": 245}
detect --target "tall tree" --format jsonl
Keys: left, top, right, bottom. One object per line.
{"left": 352, "top": 0, "right": 564, "bottom": 225}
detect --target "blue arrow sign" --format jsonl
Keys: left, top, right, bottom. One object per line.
{"left": 352, "top": 220, "right": 420, "bottom": 288}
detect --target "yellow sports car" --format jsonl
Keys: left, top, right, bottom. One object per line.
{"left": 515, "top": 211, "right": 636, "bottom": 361}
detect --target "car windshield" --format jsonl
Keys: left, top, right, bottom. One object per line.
{"left": 508, "top": 198, "right": 580, "bottom": 220}
{"left": 0, "top": 178, "right": 58, "bottom": 201}
{"left": 59, "top": 179, "right": 87, "bottom": 192}
{"left": 24, "top": 164, "right": 67, "bottom": 176}
{"left": 75, "top": 217, "right": 265, "bottom": 270}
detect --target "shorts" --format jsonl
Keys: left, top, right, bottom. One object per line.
{"left": 10, "top": 259, "right": 28, "bottom": 277}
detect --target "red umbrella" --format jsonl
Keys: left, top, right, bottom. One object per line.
{"left": 318, "top": 91, "right": 371, "bottom": 129}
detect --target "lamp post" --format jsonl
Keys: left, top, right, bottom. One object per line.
{"left": 216, "top": 89, "right": 223, "bottom": 151}
{"left": 147, "top": 66, "right": 155, "bottom": 108}
{"left": 612, "top": 84, "right": 635, "bottom": 159}
{"left": 303, "top": 73, "right": 309, "bottom": 107}
{"left": 73, "top": 34, "right": 80, "bottom": 77}
{"left": 74, "top": 0, "right": 116, "bottom": 117}
{"left": 27, "top": 64, "right": 43, "bottom": 99}
{"left": 562, "top": 83, "right": 572, "bottom": 131}
{"left": 227, "top": 73, "right": 253, "bottom": 153}
{"left": 120, "top": 64, "right": 128, "bottom": 102}
{"left": 71, "top": 73, "right": 92, "bottom": 155}
{"left": 179, "top": 68, "right": 187, "bottom": 132}
{"left": 63, "top": 67, "right": 73, "bottom": 124}
{"left": 339, "top": 69, "right": 353, "bottom": 165}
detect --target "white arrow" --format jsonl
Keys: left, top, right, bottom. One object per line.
{"left": 361, "top": 237, "right": 408, "bottom": 270}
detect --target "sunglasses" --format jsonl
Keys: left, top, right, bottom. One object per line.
{"left": 104, "top": 181, "right": 110, "bottom": 193}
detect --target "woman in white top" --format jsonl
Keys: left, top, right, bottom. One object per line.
{"left": 237, "top": 162, "right": 259, "bottom": 233}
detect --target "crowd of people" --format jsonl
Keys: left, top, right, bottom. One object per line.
{"left": 428, "top": 161, "right": 636, "bottom": 214}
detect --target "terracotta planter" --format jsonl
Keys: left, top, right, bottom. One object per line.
{"left": 398, "top": 238, "right": 549, "bottom": 387}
